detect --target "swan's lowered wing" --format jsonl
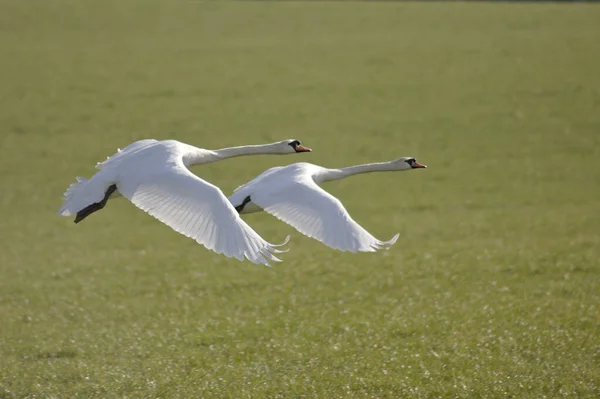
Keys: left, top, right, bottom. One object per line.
{"left": 118, "top": 161, "right": 289, "bottom": 266}
{"left": 251, "top": 178, "right": 398, "bottom": 253}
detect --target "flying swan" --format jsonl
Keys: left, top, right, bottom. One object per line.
{"left": 228, "top": 157, "right": 427, "bottom": 253}
{"left": 57, "top": 139, "right": 312, "bottom": 266}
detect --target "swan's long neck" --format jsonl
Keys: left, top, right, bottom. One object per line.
{"left": 186, "top": 143, "right": 284, "bottom": 165}
{"left": 213, "top": 143, "right": 284, "bottom": 159}
{"left": 321, "top": 161, "right": 400, "bottom": 183}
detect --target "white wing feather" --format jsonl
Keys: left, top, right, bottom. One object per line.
{"left": 251, "top": 178, "right": 398, "bottom": 253}
{"left": 96, "top": 139, "right": 158, "bottom": 170}
{"left": 117, "top": 161, "right": 289, "bottom": 266}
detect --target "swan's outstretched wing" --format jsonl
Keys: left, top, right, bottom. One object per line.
{"left": 96, "top": 139, "right": 158, "bottom": 170}
{"left": 251, "top": 178, "right": 398, "bottom": 253}
{"left": 118, "top": 161, "right": 289, "bottom": 266}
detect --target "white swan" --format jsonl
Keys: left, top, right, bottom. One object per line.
{"left": 228, "top": 157, "right": 427, "bottom": 253}
{"left": 57, "top": 138, "right": 312, "bottom": 266}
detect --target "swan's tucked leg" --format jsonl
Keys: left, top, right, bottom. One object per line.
{"left": 234, "top": 195, "right": 252, "bottom": 213}
{"left": 74, "top": 184, "right": 117, "bottom": 224}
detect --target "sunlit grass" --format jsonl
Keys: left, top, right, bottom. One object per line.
{"left": 0, "top": 0, "right": 599, "bottom": 397}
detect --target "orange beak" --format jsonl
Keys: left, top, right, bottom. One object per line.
{"left": 412, "top": 162, "right": 427, "bottom": 168}
{"left": 295, "top": 145, "right": 312, "bottom": 152}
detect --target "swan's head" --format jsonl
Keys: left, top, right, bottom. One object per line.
{"left": 393, "top": 157, "right": 427, "bottom": 170}
{"left": 278, "top": 139, "right": 312, "bottom": 154}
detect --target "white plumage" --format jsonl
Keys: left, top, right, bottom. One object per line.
{"left": 229, "top": 157, "right": 427, "bottom": 253}
{"left": 58, "top": 138, "right": 311, "bottom": 266}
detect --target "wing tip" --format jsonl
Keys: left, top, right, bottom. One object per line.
{"left": 388, "top": 233, "right": 400, "bottom": 245}
{"left": 364, "top": 233, "right": 400, "bottom": 252}
{"left": 272, "top": 235, "right": 291, "bottom": 247}
{"left": 267, "top": 235, "right": 290, "bottom": 254}
{"left": 243, "top": 237, "right": 289, "bottom": 266}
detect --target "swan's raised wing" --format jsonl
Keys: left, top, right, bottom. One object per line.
{"left": 251, "top": 178, "right": 398, "bottom": 253}
{"left": 117, "top": 162, "right": 289, "bottom": 266}
{"left": 96, "top": 139, "right": 158, "bottom": 170}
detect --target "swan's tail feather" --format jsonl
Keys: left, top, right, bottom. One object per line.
{"left": 64, "top": 177, "right": 87, "bottom": 200}
{"left": 58, "top": 177, "right": 89, "bottom": 216}
{"left": 57, "top": 177, "right": 114, "bottom": 221}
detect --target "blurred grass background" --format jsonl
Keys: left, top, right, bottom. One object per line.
{"left": 0, "top": 0, "right": 599, "bottom": 397}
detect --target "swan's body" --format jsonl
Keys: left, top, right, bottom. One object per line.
{"left": 229, "top": 157, "right": 426, "bottom": 253}
{"left": 58, "top": 139, "right": 311, "bottom": 266}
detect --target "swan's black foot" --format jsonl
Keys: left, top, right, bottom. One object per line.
{"left": 235, "top": 196, "right": 252, "bottom": 214}
{"left": 74, "top": 184, "right": 117, "bottom": 224}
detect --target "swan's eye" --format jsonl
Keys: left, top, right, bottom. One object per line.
{"left": 406, "top": 158, "right": 415, "bottom": 165}
{"left": 288, "top": 140, "right": 300, "bottom": 148}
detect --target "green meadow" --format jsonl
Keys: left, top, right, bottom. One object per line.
{"left": 1, "top": 0, "right": 599, "bottom": 397}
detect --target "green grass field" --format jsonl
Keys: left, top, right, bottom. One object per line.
{"left": 1, "top": 0, "right": 599, "bottom": 397}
